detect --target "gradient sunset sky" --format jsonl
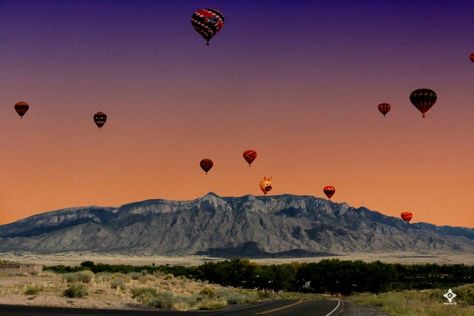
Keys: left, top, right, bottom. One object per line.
{"left": 0, "top": 0, "right": 473, "bottom": 227}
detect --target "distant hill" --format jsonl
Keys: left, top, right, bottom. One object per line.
{"left": 0, "top": 193, "right": 473, "bottom": 257}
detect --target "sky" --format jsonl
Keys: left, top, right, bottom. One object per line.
{"left": 0, "top": 0, "right": 473, "bottom": 227}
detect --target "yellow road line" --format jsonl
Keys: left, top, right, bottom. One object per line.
{"left": 255, "top": 299, "right": 306, "bottom": 315}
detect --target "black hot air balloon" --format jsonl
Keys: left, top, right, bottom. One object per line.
{"left": 200, "top": 158, "right": 214, "bottom": 174}
{"left": 410, "top": 89, "right": 437, "bottom": 118}
{"left": 191, "top": 8, "right": 224, "bottom": 45}
{"left": 93, "top": 112, "right": 107, "bottom": 129}
{"left": 378, "top": 103, "right": 391, "bottom": 117}
{"left": 14, "top": 101, "right": 29, "bottom": 119}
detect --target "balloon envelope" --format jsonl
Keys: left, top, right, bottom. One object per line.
{"left": 259, "top": 177, "right": 272, "bottom": 195}
{"left": 200, "top": 159, "right": 214, "bottom": 174}
{"left": 93, "top": 112, "right": 107, "bottom": 128}
{"left": 470, "top": 53, "right": 474, "bottom": 63}
{"left": 410, "top": 89, "right": 437, "bottom": 118}
{"left": 14, "top": 101, "right": 29, "bottom": 119}
{"left": 378, "top": 103, "right": 391, "bottom": 117}
{"left": 243, "top": 150, "right": 257, "bottom": 166}
{"left": 191, "top": 8, "right": 224, "bottom": 45}
{"left": 323, "top": 185, "right": 336, "bottom": 199}
{"left": 401, "top": 211, "right": 413, "bottom": 223}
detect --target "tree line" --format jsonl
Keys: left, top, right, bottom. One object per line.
{"left": 46, "top": 258, "right": 474, "bottom": 295}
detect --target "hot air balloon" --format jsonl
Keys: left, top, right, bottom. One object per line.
{"left": 409, "top": 89, "right": 437, "bottom": 118}
{"left": 191, "top": 8, "right": 224, "bottom": 45}
{"left": 378, "top": 103, "right": 391, "bottom": 117}
{"left": 93, "top": 112, "right": 107, "bottom": 129}
{"left": 243, "top": 150, "right": 257, "bottom": 166}
{"left": 401, "top": 211, "right": 413, "bottom": 223}
{"left": 200, "top": 158, "right": 214, "bottom": 174}
{"left": 14, "top": 101, "right": 29, "bottom": 119}
{"left": 470, "top": 52, "right": 474, "bottom": 63}
{"left": 323, "top": 185, "right": 336, "bottom": 199}
{"left": 259, "top": 176, "right": 272, "bottom": 195}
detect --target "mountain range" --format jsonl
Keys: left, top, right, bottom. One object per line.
{"left": 0, "top": 193, "right": 473, "bottom": 257}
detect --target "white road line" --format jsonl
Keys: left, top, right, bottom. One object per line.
{"left": 326, "top": 300, "right": 341, "bottom": 316}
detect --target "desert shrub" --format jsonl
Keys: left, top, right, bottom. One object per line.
{"left": 24, "top": 285, "right": 42, "bottom": 295}
{"left": 63, "top": 284, "right": 88, "bottom": 298}
{"left": 197, "top": 299, "right": 227, "bottom": 310}
{"left": 129, "top": 272, "right": 141, "bottom": 280}
{"left": 63, "top": 270, "right": 94, "bottom": 284}
{"left": 110, "top": 278, "right": 127, "bottom": 290}
{"left": 132, "top": 287, "right": 158, "bottom": 305}
{"left": 149, "top": 292, "right": 176, "bottom": 309}
{"left": 199, "top": 286, "right": 216, "bottom": 298}
{"left": 164, "top": 274, "right": 174, "bottom": 280}
{"left": 454, "top": 284, "right": 474, "bottom": 305}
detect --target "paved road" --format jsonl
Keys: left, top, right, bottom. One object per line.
{"left": 0, "top": 300, "right": 342, "bottom": 316}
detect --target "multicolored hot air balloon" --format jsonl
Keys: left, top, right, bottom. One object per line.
{"left": 401, "top": 211, "right": 413, "bottom": 223}
{"left": 14, "top": 101, "right": 29, "bottom": 119}
{"left": 93, "top": 112, "right": 107, "bottom": 129}
{"left": 323, "top": 186, "right": 336, "bottom": 199}
{"left": 243, "top": 150, "right": 257, "bottom": 166}
{"left": 259, "top": 177, "right": 272, "bottom": 195}
{"left": 200, "top": 158, "right": 214, "bottom": 174}
{"left": 191, "top": 8, "right": 224, "bottom": 45}
{"left": 378, "top": 103, "right": 391, "bottom": 117}
{"left": 470, "top": 52, "right": 474, "bottom": 63}
{"left": 410, "top": 89, "right": 437, "bottom": 118}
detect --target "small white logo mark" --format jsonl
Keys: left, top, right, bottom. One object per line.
{"left": 443, "top": 289, "right": 457, "bottom": 305}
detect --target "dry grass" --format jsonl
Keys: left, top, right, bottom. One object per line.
{"left": 0, "top": 269, "right": 319, "bottom": 311}
{"left": 350, "top": 284, "right": 474, "bottom": 316}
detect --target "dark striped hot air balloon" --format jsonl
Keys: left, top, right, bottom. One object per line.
{"left": 470, "top": 52, "right": 474, "bottom": 63}
{"left": 378, "top": 103, "right": 391, "bottom": 117}
{"left": 93, "top": 112, "right": 107, "bottom": 129}
{"left": 200, "top": 158, "right": 214, "bottom": 174}
{"left": 191, "top": 8, "right": 224, "bottom": 45}
{"left": 323, "top": 186, "right": 336, "bottom": 199}
{"left": 409, "top": 89, "right": 437, "bottom": 118}
{"left": 401, "top": 211, "right": 413, "bottom": 223}
{"left": 14, "top": 101, "right": 29, "bottom": 119}
{"left": 243, "top": 150, "right": 257, "bottom": 166}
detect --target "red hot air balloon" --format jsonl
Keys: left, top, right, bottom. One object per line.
{"left": 470, "top": 52, "right": 474, "bottom": 63}
{"left": 93, "top": 112, "right": 107, "bottom": 129}
{"left": 200, "top": 159, "right": 214, "bottom": 174}
{"left": 243, "top": 150, "right": 257, "bottom": 166}
{"left": 191, "top": 8, "right": 224, "bottom": 46}
{"left": 378, "top": 103, "right": 391, "bottom": 117}
{"left": 14, "top": 101, "right": 29, "bottom": 119}
{"left": 401, "top": 211, "right": 413, "bottom": 223}
{"left": 323, "top": 186, "right": 336, "bottom": 199}
{"left": 410, "top": 89, "right": 437, "bottom": 118}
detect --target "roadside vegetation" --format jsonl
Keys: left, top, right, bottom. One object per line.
{"left": 350, "top": 284, "right": 474, "bottom": 316}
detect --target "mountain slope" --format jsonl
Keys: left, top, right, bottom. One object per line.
{"left": 0, "top": 193, "right": 473, "bottom": 256}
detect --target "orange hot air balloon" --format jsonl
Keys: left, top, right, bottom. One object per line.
{"left": 14, "top": 101, "right": 29, "bottom": 119}
{"left": 93, "top": 112, "right": 107, "bottom": 129}
{"left": 378, "top": 103, "right": 391, "bottom": 117}
{"left": 323, "top": 185, "right": 335, "bottom": 199}
{"left": 200, "top": 159, "right": 214, "bottom": 174}
{"left": 401, "top": 211, "right": 413, "bottom": 223}
{"left": 470, "top": 52, "right": 474, "bottom": 63}
{"left": 243, "top": 150, "right": 257, "bottom": 166}
{"left": 259, "top": 176, "right": 272, "bottom": 195}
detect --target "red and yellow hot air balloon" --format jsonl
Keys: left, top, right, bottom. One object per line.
{"left": 378, "top": 103, "right": 391, "bottom": 117}
{"left": 401, "top": 211, "right": 413, "bottom": 223}
{"left": 243, "top": 150, "right": 257, "bottom": 166}
{"left": 14, "top": 101, "right": 29, "bottom": 119}
{"left": 259, "top": 177, "right": 272, "bottom": 195}
{"left": 200, "top": 158, "right": 214, "bottom": 174}
{"left": 323, "top": 186, "right": 336, "bottom": 199}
